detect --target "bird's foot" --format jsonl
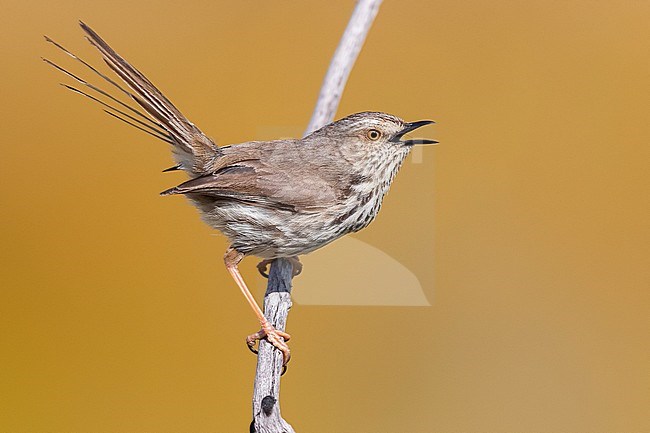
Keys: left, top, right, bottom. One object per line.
{"left": 256, "top": 257, "right": 303, "bottom": 278}
{"left": 246, "top": 322, "right": 291, "bottom": 365}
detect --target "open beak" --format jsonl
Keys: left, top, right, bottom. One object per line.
{"left": 391, "top": 120, "right": 437, "bottom": 146}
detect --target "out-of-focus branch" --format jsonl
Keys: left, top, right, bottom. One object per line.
{"left": 305, "top": 0, "right": 383, "bottom": 134}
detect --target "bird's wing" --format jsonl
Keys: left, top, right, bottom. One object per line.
{"left": 161, "top": 142, "right": 343, "bottom": 213}
{"left": 78, "top": 22, "right": 219, "bottom": 173}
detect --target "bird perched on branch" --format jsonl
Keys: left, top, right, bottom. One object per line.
{"left": 44, "top": 22, "right": 436, "bottom": 366}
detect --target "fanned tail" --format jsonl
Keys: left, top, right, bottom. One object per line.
{"left": 43, "top": 22, "right": 221, "bottom": 174}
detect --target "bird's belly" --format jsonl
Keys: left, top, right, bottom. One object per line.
{"left": 199, "top": 201, "right": 351, "bottom": 259}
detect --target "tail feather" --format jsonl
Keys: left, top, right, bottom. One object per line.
{"left": 79, "top": 21, "right": 219, "bottom": 168}
{"left": 44, "top": 35, "right": 135, "bottom": 103}
{"left": 42, "top": 55, "right": 163, "bottom": 133}
{"left": 44, "top": 22, "right": 221, "bottom": 175}
{"left": 103, "top": 109, "right": 175, "bottom": 144}
{"left": 60, "top": 83, "right": 172, "bottom": 141}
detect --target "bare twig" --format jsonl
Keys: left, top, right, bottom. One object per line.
{"left": 251, "top": 259, "right": 296, "bottom": 433}
{"left": 305, "top": 0, "right": 383, "bottom": 134}
{"left": 251, "top": 1, "right": 383, "bottom": 432}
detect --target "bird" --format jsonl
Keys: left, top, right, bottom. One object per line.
{"left": 43, "top": 22, "right": 436, "bottom": 366}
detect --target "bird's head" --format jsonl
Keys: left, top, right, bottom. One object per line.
{"left": 308, "top": 111, "right": 436, "bottom": 159}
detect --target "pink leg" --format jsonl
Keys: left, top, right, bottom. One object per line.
{"left": 224, "top": 248, "right": 291, "bottom": 365}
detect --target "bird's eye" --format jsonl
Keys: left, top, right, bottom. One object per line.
{"left": 367, "top": 129, "right": 381, "bottom": 140}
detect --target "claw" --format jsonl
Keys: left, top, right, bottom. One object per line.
{"left": 256, "top": 259, "right": 272, "bottom": 278}
{"left": 256, "top": 257, "right": 303, "bottom": 278}
{"left": 246, "top": 323, "right": 291, "bottom": 365}
{"left": 246, "top": 331, "right": 262, "bottom": 354}
{"left": 290, "top": 257, "right": 303, "bottom": 277}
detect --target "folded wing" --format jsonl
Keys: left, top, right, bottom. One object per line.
{"left": 161, "top": 144, "right": 342, "bottom": 213}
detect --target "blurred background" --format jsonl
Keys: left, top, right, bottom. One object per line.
{"left": 1, "top": 1, "right": 648, "bottom": 432}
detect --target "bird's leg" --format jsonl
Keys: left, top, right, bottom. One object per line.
{"left": 224, "top": 248, "right": 291, "bottom": 365}
{"left": 256, "top": 257, "right": 303, "bottom": 278}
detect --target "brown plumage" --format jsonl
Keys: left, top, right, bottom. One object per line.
{"left": 44, "top": 22, "right": 436, "bottom": 365}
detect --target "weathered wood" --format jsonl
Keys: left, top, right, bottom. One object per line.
{"left": 251, "top": 258, "right": 295, "bottom": 433}
{"left": 251, "top": 1, "right": 383, "bottom": 432}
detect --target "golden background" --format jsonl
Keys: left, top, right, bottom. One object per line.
{"left": 1, "top": 1, "right": 648, "bottom": 432}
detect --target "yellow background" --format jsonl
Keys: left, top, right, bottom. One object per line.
{"left": 1, "top": 1, "right": 648, "bottom": 432}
